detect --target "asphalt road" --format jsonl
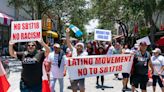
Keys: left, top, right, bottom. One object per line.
{"left": 8, "top": 60, "right": 161, "bottom": 92}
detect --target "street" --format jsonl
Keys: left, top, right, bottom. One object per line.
{"left": 7, "top": 60, "right": 161, "bottom": 92}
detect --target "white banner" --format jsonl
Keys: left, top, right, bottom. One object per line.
{"left": 66, "top": 54, "right": 134, "bottom": 80}
{"left": 94, "top": 29, "right": 111, "bottom": 41}
{"left": 11, "top": 20, "right": 42, "bottom": 43}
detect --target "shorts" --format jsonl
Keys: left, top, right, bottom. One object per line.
{"left": 122, "top": 73, "right": 129, "bottom": 78}
{"left": 152, "top": 75, "right": 164, "bottom": 87}
{"left": 70, "top": 78, "right": 85, "bottom": 90}
{"left": 20, "top": 80, "right": 42, "bottom": 92}
{"left": 130, "top": 74, "right": 148, "bottom": 90}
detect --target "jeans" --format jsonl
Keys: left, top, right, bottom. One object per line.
{"left": 50, "top": 78, "right": 64, "bottom": 92}
{"left": 20, "top": 80, "right": 42, "bottom": 92}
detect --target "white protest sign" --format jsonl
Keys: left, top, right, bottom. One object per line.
{"left": 11, "top": 20, "right": 42, "bottom": 43}
{"left": 94, "top": 29, "right": 111, "bottom": 41}
{"left": 66, "top": 54, "right": 134, "bottom": 80}
{"left": 136, "top": 36, "right": 151, "bottom": 45}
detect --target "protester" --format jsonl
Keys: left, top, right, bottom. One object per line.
{"left": 86, "top": 42, "right": 94, "bottom": 55}
{"left": 47, "top": 43, "right": 66, "bottom": 92}
{"left": 60, "top": 38, "right": 68, "bottom": 53}
{"left": 9, "top": 39, "right": 50, "bottom": 92}
{"left": 66, "top": 28, "right": 88, "bottom": 92}
{"left": 131, "top": 43, "right": 139, "bottom": 54}
{"left": 113, "top": 42, "right": 122, "bottom": 80}
{"left": 66, "top": 48, "right": 72, "bottom": 57}
{"left": 93, "top": 41, "right": 110, "bottom": 90}
{"left": 151, "top": 48, "right": 164, "bottom": 92}
{"left": 130, "top": 41, "right": 154, "bottom": 92}
{"left": 106, "top": 41, "right": 114, "bottom": 55}
{"left": 121, "top": 48, "right": 132, "bottom": 91}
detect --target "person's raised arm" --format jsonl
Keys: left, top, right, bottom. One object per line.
{"left": 93, "top": 41, "right": 99, "bottom": 54}
{"left": 38, "top": 38, "right": 50, "bottom": 57}
{"left": 9, "top": 41, "right": 17, "bottom": 58}
{"left": 66, "top": 28, "right": 73, "bottom": 50}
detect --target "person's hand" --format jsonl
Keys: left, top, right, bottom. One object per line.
{"left": 63, "top": 70, "right": 66, "bottom": 76}
{"left": 158, "top": 71, "right": 161, "bottom": 75}
{"left": 38, "top": 38, "right": 44, "bottom": 43}
{"left": 9, "top": 40, "right": 15, "bottom": 45}
{"left": 66, "top": 28, "right": 70, "bottom": 33}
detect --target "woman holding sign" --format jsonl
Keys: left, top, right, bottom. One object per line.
{"left": 93, "top": 41, "right": 111, "bottom": 90}
{"left": 9, "top": 38, "right": 50, "bottom": 92}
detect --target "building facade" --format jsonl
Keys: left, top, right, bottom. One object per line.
{"left": 0, "top": 0, "right": 31, "bottom": 55}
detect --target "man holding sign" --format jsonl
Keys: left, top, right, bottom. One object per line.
{"left": 66, "top": 28, "right": 88, "bottom": 92}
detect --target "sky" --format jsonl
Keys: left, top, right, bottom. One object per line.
{"left": 85, "top": 19, "right": 99, "bottom": 33}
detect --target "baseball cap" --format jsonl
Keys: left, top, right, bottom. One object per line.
{"left": 152, "top": 48, "right": 161, "bottom": 53}
{"left": 53, "top": 43, "right": 60, "bottom": 48}
{"left": 75, "top": 42, "right": 84, "bottom": 48}
{"left": 66, "top": 48, "right": 71, "bottom": 52}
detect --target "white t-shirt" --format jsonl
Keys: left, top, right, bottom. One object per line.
{"left": 106, "top": 46, "right": 114, "bottom": 55}
{"left": 151, "top": 55, "right": 164, "bottom": 75}
{"left": 71, "top": 46, "right": 88, "bottom": 57}
{"left": 48, "top": 51, "right": 66, "bottom": 78}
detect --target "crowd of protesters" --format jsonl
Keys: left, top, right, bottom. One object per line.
{"left": 7, "top": 27, "right": 164, "bottom": 92}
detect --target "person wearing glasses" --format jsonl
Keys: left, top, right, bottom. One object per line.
{"left": 9, "top": 39, "right": 50, "bottom": 92}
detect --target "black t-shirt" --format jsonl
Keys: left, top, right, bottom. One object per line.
{"left": 133, "top": 51, "right": 150, "bottom": 75}
{"left": 17, "top": 51, "right": 45, "bottom": 87}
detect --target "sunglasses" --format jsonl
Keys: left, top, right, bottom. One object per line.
{"left": 28, "top": 45, "right": 35, "bottom": 47}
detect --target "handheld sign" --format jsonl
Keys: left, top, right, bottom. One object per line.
{"left": 69, "top": 24, "right": 83, "bottom": 37}
{"left": 11, "top": 20, "right": 42, "bottom": 43}
{"left": 137, "top": 36, "right": 151, "bottom": 45}
{"left": 94, "top": 29, "right": 111, "bottom": 41}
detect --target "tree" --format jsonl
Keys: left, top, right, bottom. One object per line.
{"left": 8, "top": 0, "right": 53, "bottom": 19}
{"left": 90, "top": 0, "right": 164, "bottom": 46}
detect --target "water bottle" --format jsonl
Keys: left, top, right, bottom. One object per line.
{"left": 69, "top": 24, "right": 83, "bottom": 37}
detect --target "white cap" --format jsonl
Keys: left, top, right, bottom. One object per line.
{"left": 125, "top": 49, "right": 131, "bottom": 54}
{"left": 66, "top": 48, "right": 71, "bottom": 53}
{"left": 75, "top": 42, "right": 84, "bottom": 48}
{"left": 53, "top": 43, "right": 60, "bottom": 48}
{"left": 152, "top": 48, "right": 161, "bottom": 53}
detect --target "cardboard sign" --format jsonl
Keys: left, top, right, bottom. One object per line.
{"left": 94, "top": 29, "right": 111, "bottom": 41}
{"left": 137, "top": 36, "right": 151, "bottom": 45}
{"left": 66, "top": 54, "right": 134, "bottom": 80}
{"left": 11, "top": 20, "right": 42, "bottom": 43}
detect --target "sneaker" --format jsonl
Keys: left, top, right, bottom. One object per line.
{"left": 101, "top": 86, "right": 104, "bottom": 90}
{"left": 118, "top": 78, "right": 123, "bottom": 80}
{"left": 125, "top": 87, "right": 131, "bottom": 91}
{"left": 96, "top": 82, "right": 100, "bottom": 86}
{"left": 122, "top": 88, "right": 126, "bottom": 92}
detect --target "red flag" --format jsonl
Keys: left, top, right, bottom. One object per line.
{"left": 0, "top": 61, "right": 10, "bottom": 92}
{"left": 42, "top": 61, "right": 51, "bottom": 92}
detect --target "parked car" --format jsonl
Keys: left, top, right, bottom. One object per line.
{"left": 0, "top": 56, "right": 10, "bottom": 78}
